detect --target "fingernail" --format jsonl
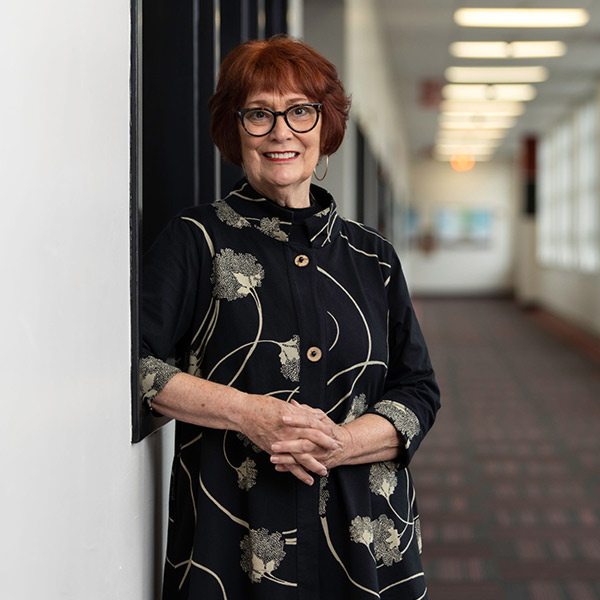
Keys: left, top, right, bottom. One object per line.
{"left": 272, "top": 444, "right": 281, "bottom": 452}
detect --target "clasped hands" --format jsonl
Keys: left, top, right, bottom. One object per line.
{"left": 242, "top": 397, "right": 352, "bottom": 486}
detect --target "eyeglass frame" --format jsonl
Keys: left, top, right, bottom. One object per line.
{"left": 235, "top": 103, "right": 323, "bottom": 137}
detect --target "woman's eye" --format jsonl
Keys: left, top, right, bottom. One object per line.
{"left": 248, "top": 110, "right": 269, "bottom": 121}
{"left": 293, "top": 107, "right": 307, "bottom": 117}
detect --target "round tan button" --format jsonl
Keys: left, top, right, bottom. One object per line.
{"left": 294, "top": 254, "right": 310, "bottom": 267}
{"left": 306, "top": 346, "right": 322, "bottom": 362}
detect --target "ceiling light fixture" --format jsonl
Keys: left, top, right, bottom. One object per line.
{"left": 442, "top": 84, "right": 537, "bottom": 102}
{"left": 454, "top": 8, "right": 589, "bottom": 28}
{"left": 439, "top": 115, "right": 517, "bottom": 129}
{"left": 445, "top": 66, "right": 548, "bottom": 83}
{"left": 437, "top": 129, "right": 507, "bottom": 140}
{"left": 436, "top": 140, "right": 501, "bottom": 152}
{"left": 449, "top": 41, "right": 567, "bottom": 59}
{"left": 434, "top": 151, "right": 492, "bottom": 163}
{"left": 440, "top": 99, "right": 525, "bottom": 116}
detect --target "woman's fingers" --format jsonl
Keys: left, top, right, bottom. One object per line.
{"left": 274, "top": 460, "right": 316, "bottom": 486}
{"left": 271, "top": 451, "right": 327, "bottom": 477}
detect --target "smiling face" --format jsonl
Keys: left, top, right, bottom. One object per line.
{"left": 238, "top": 90, "right": 322, "bottom": 208}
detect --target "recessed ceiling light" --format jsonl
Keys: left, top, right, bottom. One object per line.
{"left": 445, "top": 66, "right": 548, "bottom": 83}
{"left": 436, "top": 139, "right": 501, "bottom": 150}
{"left": 443, "top": 84, "right": 537, "bottom": 102}
{"left": 449, "top": 41, "right": 567, "bottom": 59}
{"left": 439, "top": 115, "right": 517, "bottom": 129}
{"left": 440, "top": 99, "right": 525, "bottom": 116}
{"left": 434, "top": 152, "right": 492, "bottom": 163}
{"left": 437, "top": 129, "right": 507, "bottom": 140}
{"left": 454, "top": 8, "right": 589, "bottom": 28}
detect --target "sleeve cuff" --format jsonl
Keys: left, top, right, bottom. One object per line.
{"left": 370, "top": 400, "right": 421, "bottom": 451}
{"left": 139, "top": 355, "right": 182, "bottom": 413}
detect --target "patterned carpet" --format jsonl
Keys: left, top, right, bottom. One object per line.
{"left": 411, "top": 298, "right": 600, "bottom": 600}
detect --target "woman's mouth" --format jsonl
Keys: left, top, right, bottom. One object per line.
{"left": 264, "top": 151, "right": 299, "bottom": 160}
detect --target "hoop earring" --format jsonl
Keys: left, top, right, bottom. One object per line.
{"left": 313, "top": 155, "right": 329, "bottom": 182}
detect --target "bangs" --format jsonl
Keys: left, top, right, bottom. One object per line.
{"left": 239, "top": 55, "right": 329, "bottom": 107}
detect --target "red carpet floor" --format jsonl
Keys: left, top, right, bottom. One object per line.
{"left": 412, "top": 299, "right": 600, "bottom": 600}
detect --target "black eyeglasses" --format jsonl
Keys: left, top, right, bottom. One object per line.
{"left": 236, "top": 103, "right": 323, "bottom": 137}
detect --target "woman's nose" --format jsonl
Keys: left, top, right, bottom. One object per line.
{"left": 269, "top": 114, "right": 293, "bottom": 140}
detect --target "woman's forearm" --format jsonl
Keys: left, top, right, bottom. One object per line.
{"left": 151, "top": 372, "right": 249, "bottom": 432}
{"left": 338, "top": 414, "right": 402, "bottom": 466}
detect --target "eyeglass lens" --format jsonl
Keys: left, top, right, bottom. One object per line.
{"left": 242, "top": 105, "right": 319, "bottom": 135}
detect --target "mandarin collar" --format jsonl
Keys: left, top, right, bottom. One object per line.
{"left": 216, "top": 179, "right": 341, "bottom": 247}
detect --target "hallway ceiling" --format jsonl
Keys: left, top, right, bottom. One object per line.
{"left": 374, "top": 0, "right": 600, "bottom": 161}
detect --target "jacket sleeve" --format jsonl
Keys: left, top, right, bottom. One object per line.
{"left": 138, "top": 215, "right": 211, "bottom": 408}
{"left": 366, "top": 250, "right": 440, "bottom": 467}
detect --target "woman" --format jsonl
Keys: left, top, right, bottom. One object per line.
{"left": 141, "top": 35, "right": 440, "bottom": 599}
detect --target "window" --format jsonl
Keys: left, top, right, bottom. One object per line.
{"left": 538, "top": 97, "right": 599, "bottom": 273}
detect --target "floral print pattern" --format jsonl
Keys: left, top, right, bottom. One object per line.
{"left": 277, "top": 335, "right": 300, "bottom": 382}
{"left": 374, "top": 400, "right": 421, "bottom": 449}
{"left": 240, "top": 528, "right": 286, "bottom": 583}
{"left": 211, "top": 248, "right": 265, "bottom": 301}
{"left": 141, "top": 180, "right": 440, "bottom": 599}
{"left": 349, "top": 514, "right": 404, "bottom": 567}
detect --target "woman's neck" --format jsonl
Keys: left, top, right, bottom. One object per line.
{"left": 247, "top": 178, "right": 312, "bottom": 209}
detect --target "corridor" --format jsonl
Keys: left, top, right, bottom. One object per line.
{"left": 413, "top": 299, "right": 600, "bottom": 600}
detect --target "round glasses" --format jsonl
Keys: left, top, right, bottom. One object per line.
{"left": 236, "top": 103, "right": 323, "bottom": 137}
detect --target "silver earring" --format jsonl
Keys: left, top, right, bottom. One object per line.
{"left": 313, "top": 156, "right": 329, "bottom": 181}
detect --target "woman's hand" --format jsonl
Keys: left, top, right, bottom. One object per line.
{"left": 238, "top": 397, "right": 343, "bottom": 486}
{"left": 267, "top": 401, "right": 353, "bottom": 480}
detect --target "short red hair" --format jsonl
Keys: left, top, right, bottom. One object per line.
{"left": 209, "top": 35, "right": 351, "bottom": 166}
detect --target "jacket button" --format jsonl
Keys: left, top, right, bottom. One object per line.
{"left": 294, "top": 254, "right": 310, "bottom": 267}
{"left": 307, "top": 346, "right": 322, "bottom": 362}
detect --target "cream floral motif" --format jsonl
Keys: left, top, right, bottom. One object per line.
{"left": 278, "top": 335, "right": 300, "bottom": 382}
{"left": 236, "top": 458, "right": 258, "bottom": 491}
{"left": 415, "top": 515, "right": 423, "bottom": 553}
{"left": 318, "top": 475, "right": 330, "bottom": 516}
{"left": 214, "top": 200, "right": 251, "bottom": 229}
{"left": 349, "top": 516, "right": 373, "bottom": 547}
{"left": 374, "top": 400, "right": 420, "bottom": 449}
{"left": 211, "top": 248, "right": 265, "bottom": 301}
{"left": 369, "top": 461, "right": 398, "bottom": 500}
{"left": 139, "top": 356, "right": 181, "bottom": 406}
{"left": 314, "top": 206, "right": 331, "bottom": 219}
{"left": 257, "top": 217, "right": 288, "bottom": 242}
{"left": 349, "top": 514, "right": 403, "bottom": 566}
{"left": 240, "top": 528, "right": 286, "bottom": 583}
{"left": 340, "top": 393, "right": 368, "bottom": 424}
{"left": 236, "top": 433, "right": 262, "bottom": 454}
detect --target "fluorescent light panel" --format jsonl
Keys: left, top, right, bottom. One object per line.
{"left": 435, "top": 154, "right": 492, "bottom": 163}
{"left": 437, "top": 129, "right": 506, "bottom": 140}
{"left": 437, "top": 140, "right": 500, "bottom": 151}
{"left": 449, "top": 41, "right": 567, "bottom": 59}
{"left": 454, "top": 8, "right": 589, "bottom": 28}
{"left": 443, "top": 84, "right": 536, "bottom": 102}
{"left": 440, "top": 99, "right": 525, "bottom": 116}
{"left": 446, "top": 66, "right": 548, "bottom": 83}
{"left": 439, "top": 115, "right": 517, "bottom": 129}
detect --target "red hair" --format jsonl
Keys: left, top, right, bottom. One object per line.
{"left": 209, "top": 35, "right": 351, "bottom": 165}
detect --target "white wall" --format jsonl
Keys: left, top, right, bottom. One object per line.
{"left": 408, "top": 159, "right": 518, "bottom": 296}
{"left": 537, "top": 269, "right": 600, "bottom": 335}
{"left": 0, "top": 2, "right": 172, "bottom": 599}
